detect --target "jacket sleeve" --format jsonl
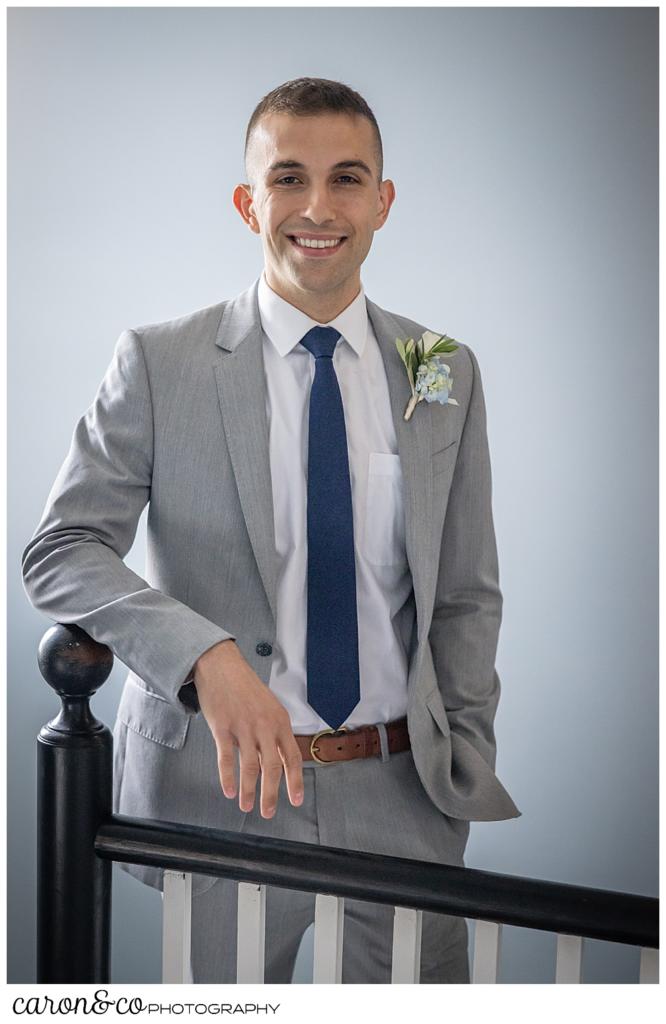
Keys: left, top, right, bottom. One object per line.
{"left": 21, "top": 328, "right": 235, "bottom": 712}
{"left": 429, "top": 344, "right": 504, "bottom": 772}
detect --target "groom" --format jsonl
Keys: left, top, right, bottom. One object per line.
{"left": 22, "top": 77, "right": 520, "bottom": 983}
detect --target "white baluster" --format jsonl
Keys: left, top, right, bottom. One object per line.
{"left": 313, "top": 893, "right": 344, "bottom": 983}
{"left": 236, "top": 882, "right": 266, "bottom": 983}
{"left": 391, "top": 906, "right": 423, "bottom": 983}
{"left": 555, "top": 933, "right": 583, "bottom": 982}
{"left": 639, "top": 947, "right": 659, "bottom": 983}
{"left": 472, "top": 919, "right": 502, "bottom": 983}
{"left": 161, "top": 871, "right": 193, "bottom": 984}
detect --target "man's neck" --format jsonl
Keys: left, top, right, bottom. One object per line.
{"left": 263, "top": 271, "right": 361, "bottom": 324}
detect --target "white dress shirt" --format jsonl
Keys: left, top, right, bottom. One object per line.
{"left": 257, "top": 270, "right": 416, "bottom": 734}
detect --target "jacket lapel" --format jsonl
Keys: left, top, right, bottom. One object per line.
{"left": 365, "top": 298, "right": 436, "bottom": 645}
{"left": 213, "top": 278, "right": 439, "bottom": 647}
{"left": 213, "top": 280, "right": 280, "bottom": 623}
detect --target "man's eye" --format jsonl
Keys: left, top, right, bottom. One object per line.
{"left": 275, "top": 176, "right": 359, "bottom": 185}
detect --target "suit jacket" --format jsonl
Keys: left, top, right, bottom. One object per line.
{"left": 22, "top": 277, "right": 521, "bottom": 894}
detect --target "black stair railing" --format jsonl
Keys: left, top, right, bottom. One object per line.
{"left": 37, "top": 624, "right": 114, "bottom": 982}
{"left": 35, "top": 624, "right": 659, "bottom": 984}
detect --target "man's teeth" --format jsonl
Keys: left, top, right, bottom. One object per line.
{"left": 293, "top": 237, "right": 343, "bottom": 248}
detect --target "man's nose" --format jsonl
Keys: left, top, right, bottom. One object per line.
{"left": 300, "top": 187, "right": 336, "bottom": 224}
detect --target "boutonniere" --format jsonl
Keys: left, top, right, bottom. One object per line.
{"left": 395, "top": 330, "right": 460, "bottom": 421}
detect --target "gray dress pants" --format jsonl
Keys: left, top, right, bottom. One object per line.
{"left": 188, "top": 728, "right": 471, "bottom": 984}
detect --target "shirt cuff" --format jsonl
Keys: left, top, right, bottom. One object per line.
{"left": 178, "top": 679, "right": 200, "bottom": 714}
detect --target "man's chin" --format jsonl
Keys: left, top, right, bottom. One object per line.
{"left": 287, "top": 266, "right": 350, "bottom": 291}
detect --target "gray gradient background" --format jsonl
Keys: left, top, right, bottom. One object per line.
{"left": 8, "top": 7, "right": 658, "bottom": 984}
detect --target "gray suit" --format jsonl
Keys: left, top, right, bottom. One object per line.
{"left": 22, "top": 277, "right": 521, "bottom": 907}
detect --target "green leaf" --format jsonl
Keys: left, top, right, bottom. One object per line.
{"left": 428, "top": 341, "right": 459, "bottom": 355}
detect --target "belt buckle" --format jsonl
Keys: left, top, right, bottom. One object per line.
{"left": 309, "top": 726, "right": 348, "bottom": 764}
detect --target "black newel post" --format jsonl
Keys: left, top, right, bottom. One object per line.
{"left": 36, "top": 624, "right": 114, "bottom": 983}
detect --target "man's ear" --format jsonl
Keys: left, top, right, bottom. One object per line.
{"left": 375, "top": 179, "right": 396, "bottom": 231}
{"left": 233, "top": 183, "right": 260, "bottom": 234}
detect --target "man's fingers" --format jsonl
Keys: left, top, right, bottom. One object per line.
{"left": 215, "top": 712, "right": 304, "bottom": 818}
{"left": 216, "top": 737, "right": 238, "bottom": 800}
{"left": 278, "top": 728, "right": 304, "bottom": 808}
{"left": 257, "top": 742, "right": 286, "bottom": 819}
{"left": 237, "top": 743, "right": 261, "bottom": 812}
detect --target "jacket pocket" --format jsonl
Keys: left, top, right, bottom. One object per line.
{"left": 117, "top": 676, "right": 191, "bottom": 750}
{"left": 432, "top": 439, "right": 458, "bottom": 476}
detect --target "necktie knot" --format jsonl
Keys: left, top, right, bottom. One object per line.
{"left": 299, "top": 325, "right": 341, "bottom": 359}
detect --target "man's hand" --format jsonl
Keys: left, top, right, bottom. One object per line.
{"left": 193, "top": 640, "right": 304, "bottom": 819}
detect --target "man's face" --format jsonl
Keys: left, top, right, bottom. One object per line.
{"left": 234, "top": 112, "right": 395, "bottom": 316}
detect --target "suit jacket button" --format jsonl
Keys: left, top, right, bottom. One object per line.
{"left": 256, "top": 642, "right": 272, "bottom": 656}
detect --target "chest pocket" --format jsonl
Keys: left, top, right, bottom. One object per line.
{"left": 363, "top": 452, "right": 406, "bottom": 566}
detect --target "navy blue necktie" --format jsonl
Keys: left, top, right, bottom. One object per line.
{"left": 299, "top": 325, "right": 360, "bottom": 730}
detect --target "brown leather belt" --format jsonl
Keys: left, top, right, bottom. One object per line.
{"left": 295, "top": 716, "right": 410, "bottom": 764}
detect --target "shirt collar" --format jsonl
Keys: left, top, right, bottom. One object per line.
{"left": 257, "top": 269, "right": 368, "bottom": 358}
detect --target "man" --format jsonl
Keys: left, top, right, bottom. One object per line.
{"left": 22, "top": 77, "right": 520, "bottom": 984}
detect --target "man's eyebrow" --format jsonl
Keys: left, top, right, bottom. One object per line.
{"left": 267, "top": 159, "right": 373, "bottom": 177}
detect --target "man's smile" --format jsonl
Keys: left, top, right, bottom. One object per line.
{"left": 287, "top": 234, "right": 348, "bottom": 257}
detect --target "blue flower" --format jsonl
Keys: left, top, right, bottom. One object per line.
{"left": 414, "top": 356, "right": 458, "bottom": 405}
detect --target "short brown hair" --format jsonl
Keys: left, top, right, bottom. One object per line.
{"left": 244, "top": 77, "right": 383, "bottom": 186}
